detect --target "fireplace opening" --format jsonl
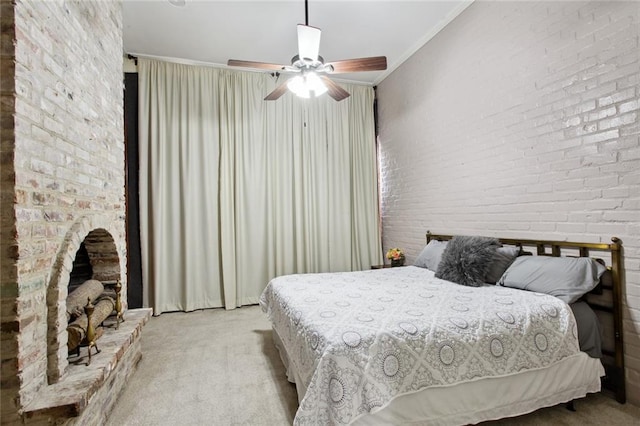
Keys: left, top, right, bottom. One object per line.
{"left": 68, "top": 242, "right": 93, "bottom": 293}
{"left": 47, "top": 224, "right": 125, "bottom": 384}
{"left": 65, "top": 229, "right": 123, "bottom": 361}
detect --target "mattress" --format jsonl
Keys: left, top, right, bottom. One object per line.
{"left": 260, "top": 266, "right": 604, "bottom": 425}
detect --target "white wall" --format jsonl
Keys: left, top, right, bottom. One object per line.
{"left": 377, "top": 1, "right": 639, "bottom": 404}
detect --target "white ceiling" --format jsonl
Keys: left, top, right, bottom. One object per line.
{"left": 123, "top": 0, "right": 472, "bottom": 85}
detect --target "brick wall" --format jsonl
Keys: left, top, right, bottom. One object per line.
{"left": 0, "top": 0, "right": 125, "bottom": 422}
{"left": 377, "top": 1, "right": 639, "bottom": 404}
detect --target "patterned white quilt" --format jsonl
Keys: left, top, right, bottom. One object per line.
{"left": 260, "top": 266, "right": 580, "bottom": 425}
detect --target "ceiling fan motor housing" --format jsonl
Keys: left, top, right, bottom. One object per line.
{"left": 290, "top": 55, "right": 333, "bottom": 73}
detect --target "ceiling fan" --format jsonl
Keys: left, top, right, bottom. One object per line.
{"left": 227, "top": 0, "right": 387, "bottom": 102}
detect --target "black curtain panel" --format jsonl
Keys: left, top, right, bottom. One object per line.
{"left": 124, "top": 72, "right": 143, "bottom": 309}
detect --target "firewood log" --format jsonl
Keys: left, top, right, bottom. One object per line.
{"left": 66, "top": 279, "right": 104, "bottom": 321}
{"left": 67, "top": 296, "right": 115, "bottom": 351}
{"left": 101, "top": 288, "right": 117, "bottom": 300}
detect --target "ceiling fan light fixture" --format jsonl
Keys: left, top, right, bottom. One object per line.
{"left": 287, "top": 72, "right": 327, "bottom": 99}
{"left": 306, "top": 72, "right": 328, "bottom": 96}
{"left": 287, "top": 75, "right": 310, "bottom": 98}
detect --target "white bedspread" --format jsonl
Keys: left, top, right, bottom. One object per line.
{"left": 260, "top": 266, "right": 580, "bottom": 425}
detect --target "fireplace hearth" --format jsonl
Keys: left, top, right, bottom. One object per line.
{"left": 23, "top": 309, "right": 150, "bottom": 422}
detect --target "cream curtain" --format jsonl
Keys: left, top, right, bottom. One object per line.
{"left": 138, "top": 58, "right": 382, "bottom": 314}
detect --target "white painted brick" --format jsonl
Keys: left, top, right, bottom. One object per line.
{"left": 603, "top": 186, "right": 630, "bottom": 198}
{"left": 620, "top": 122, "right": 640, "bottom": 138}
{"left": 585, "top": 106, "right": 617, "bottom": 122}
{"left": 553, "top": 179, "right": 585, "bottom": 192}
{"left": 563, "top": 116, "right": 581, "bottom": 127}
{"left": 617, "top": 72, "right": 639, "bottom": 90}
{"left": 29, "top": 158, "right": 54, "bottom": 176}
{"left": 556, "top": 222, "right": 587, "bottom": 234}
{"left": 582, "top": 81, "right": 617, "bottom": 102}
{"left": 378, "top": 0, "right": 640, "bottom": 405}
{"left": 598, "top": 37, "right": 638, "bottom": 64}
{"left": 599, "top": 112, "right": 637, "bottom": 131}
{"left": 584, "top": 197, "right": 625, "bottom": 211}
{"left": 582, "top": 129, "right": 619, "bottom": 144}
{"left": 584, "top": 174, "right": 618, "bottom": 188}
{"left": 599, "top": 87, "right": 637, "bottom": 107}
{"left": 602, "top": 211, "right": 640, "bottom": 222}
{"left": 619, "top": 99, "right": 639, "bottom": 114}
{"left": 620, "top": 148, "right": 640, "bottom": 161}
{"left": 42, "top": 52, "right": 65, "bottom": 80}
{"left": 564, "top": 123, "right": 597, "bottom": 138}
{"left": 564, "top": 143, "right": 598, "bottom": 158}
{"left": 619, "top": 169, "right": 640, "bottom": 185}
{"left": 549, "top": 157, "right": 583, "bottom": 171}
{"left": 600, "top": 61, "right": 640, "bottom": 85}
{"left": 15, "top": 98, "right": 43, "bottom": 124}
{"left": 44, "top": 86, "right": 66, "bottom": 109}
{"left": 567, "top": 211, "right": 603, "bottom": 223}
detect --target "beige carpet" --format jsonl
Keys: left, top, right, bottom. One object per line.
{"left": 106, "top": 305, "right": 639, "bottom": 426}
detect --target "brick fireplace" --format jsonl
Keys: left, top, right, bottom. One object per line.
{"left": 1, "top": 1, "right": 150, "bottom": 424}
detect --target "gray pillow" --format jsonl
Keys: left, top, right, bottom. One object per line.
{"left": 570, "top": 301, "right": 602, "bottom": 358}
{"left": 435, "top": 236, "right": 501, "bottom": 287}
{"left": 498, "top": 256, "right": 606, "bottom": 304}
{"left": 414, "top": 240, "right": 448, "bottom": 272}
{"left": 485, "top": 246, "right": 520, "bottom": 284}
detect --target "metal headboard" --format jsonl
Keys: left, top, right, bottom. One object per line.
{"left": 426, "top": 231, "right": 625, "bottom": 404}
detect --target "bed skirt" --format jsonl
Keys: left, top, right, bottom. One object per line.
{"left": 272, "top": 327, "right": 604, "bottom": 425}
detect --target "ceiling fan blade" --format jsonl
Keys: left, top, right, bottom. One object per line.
{"left": 297, "top": 24, "right": 321, "bottom": 61}
{"left": 228, "top": 59, "right": 284, "bottom": 71}
{"left": 264, "top": 80, "right": 290, "bottom": 101}
{"left": 319, "top": 76, "right": 350, "bottom": 102}
{"left": 326, "top": 56, "right": 387, "bottom": 73}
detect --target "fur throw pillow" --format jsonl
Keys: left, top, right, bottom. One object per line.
{"left": 435, "top": 236, "right": 501, "bottom": 287}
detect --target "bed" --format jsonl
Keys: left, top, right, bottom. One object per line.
{"left": 259, "top": 233, "right": 625, "bottom": 425}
